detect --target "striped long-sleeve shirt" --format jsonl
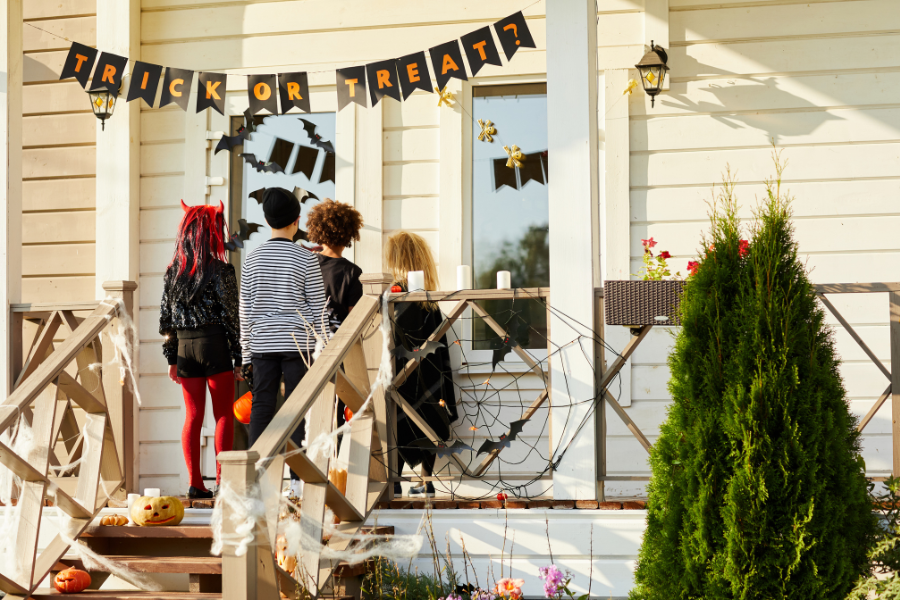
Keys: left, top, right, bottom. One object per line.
{"left": 239, "top": 238, "right": 329, "bottom": 364}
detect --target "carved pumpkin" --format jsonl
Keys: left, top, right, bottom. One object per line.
{"left": 234, "top": 391, "right": 252, "bottom": 424}
{"left": 275, "top": 534, "right": 297, "bottom": 574}
{"left": 130, "top": 496, "right": 185, "bottom": 526}
{"left": 99, "top": 514, "right": 128, "bottom": 526}
{"left": 54, "top": 567, "right": 91, "bottom": 593}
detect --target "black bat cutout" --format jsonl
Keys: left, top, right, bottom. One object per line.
{"left": 475, "top": 419, "right": 529, "bottom": 456}
{"left": 224, "top": 219, "right": 263, "bottom": 252}
{"left": 292, "top": 186, "right": 319, "bottom": 204}
{"left": 408, "top": 438, "right": 473, "bottom": 459}
{"left": 292, "top": 228, "right": 309, "bottom": 243}
{"left": 393, "top": 340, "right": 445, "bottom": 361}
{"left": 249, "top": 187, "right": 266, "bottom": 205}
{"left": 299, "top": 118, "right": 335, "bottom": 153}
{"left": 491, "top": 318, "right": 522, "bottom": 369}
{"left": 240, "top": 153, "right": 284, "bottom": 174}
{"left": 214, "top": 109, "right": 259, "bottom": 155}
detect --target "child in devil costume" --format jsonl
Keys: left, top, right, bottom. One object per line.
{"left": 159, "top": 200, "right": 243, "bottom": 499}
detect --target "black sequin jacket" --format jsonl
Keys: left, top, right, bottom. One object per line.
{"left": 159, "top": 261, "right": 241, "bottom": 367}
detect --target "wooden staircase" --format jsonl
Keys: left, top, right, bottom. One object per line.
{"left": 46, "top": 520, "right": 392, "bottom": 599}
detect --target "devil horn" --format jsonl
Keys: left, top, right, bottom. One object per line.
{"left": 216, "top": 200, "right": 225, "bottom": 214}
{"left": 181, "top": 199, "right": 189, "bottom": 212}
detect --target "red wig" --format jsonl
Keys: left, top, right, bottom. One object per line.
{"left": 169, "top": 200, "right": 228, "bottom": 296}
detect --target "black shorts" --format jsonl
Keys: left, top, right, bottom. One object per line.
{"left": 176, "top": 325, "right": 234, "bottom": 378}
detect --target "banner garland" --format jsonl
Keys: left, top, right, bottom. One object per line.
{"left": 57, "top": 10, "right": 535, "bottom": 115}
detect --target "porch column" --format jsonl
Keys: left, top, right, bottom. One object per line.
{"left": 0, "top": 0, "right": 23, "bottom": 396}
{"left": 546, "top": 0, "right": 602, "bottom": 500}
{"left": 95, "top": 0, "right": 140, "bottom": 298}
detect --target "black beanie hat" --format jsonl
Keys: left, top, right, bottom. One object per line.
{"left": 262, "top": 187, "right": 301, "bottom": 229}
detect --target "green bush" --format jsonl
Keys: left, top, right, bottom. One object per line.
{"left": 630, "top": 156, "right": 876, "bottom": 600}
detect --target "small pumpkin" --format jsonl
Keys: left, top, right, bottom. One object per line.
{"left": 54, "top": 567, "right": 91, "bottom": 593}
{"left": 130, "top": 496, "right": 185, "bottom": 526}
{"left": 234, "top": 391, "right": 252, "bottom": 424}
{"left": 275, "top": 534, "right": 297, "bottom": 574}
{"left": 99, "top": 514, "right": 128, "bottom": 526}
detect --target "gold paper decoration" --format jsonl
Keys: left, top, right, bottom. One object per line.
{"left": 477, "top": 119, "right": 497, "bottom": 142}
{"left": 623, "top": 79, "right": 638, "bottom": 96}
{"left": 504, "top": 145, "right": 525, "bottom": 169}
{"left": 436, "top": 86, "right": 454, "bottom": 107}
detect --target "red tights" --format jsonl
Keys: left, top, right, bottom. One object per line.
{"left": 180, "top": 371, "right": 234, "bottom": 489}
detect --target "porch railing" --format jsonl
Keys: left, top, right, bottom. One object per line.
{"left": 0, "top": 280, "right": 136, "bottom": 596}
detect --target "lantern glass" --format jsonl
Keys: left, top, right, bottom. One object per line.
{"left": 635, "top": 42, "right": 670, "bottom": 107}
{"left": 88, "top": 89, "right": 116, "bottom": 130}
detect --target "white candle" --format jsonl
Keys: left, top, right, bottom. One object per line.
{"left": 457, "top": 265, "right": 472, "bottom": 290}
{"left": 497, "top": 271, "right": 512, "bottom": 290}
{"left": 408, "top": 270, "right": 425, "bottom": 292}
{"left": 144, "top": 488, "right": 161, "bottom": 498}
{"left": 127, "top": 493, "right": 140, "bottom": 523}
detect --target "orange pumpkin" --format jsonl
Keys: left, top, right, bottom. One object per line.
{"left": 99, "top": 514, "right": 128, "bottom": 526}
{"left": 54, "top": 567, "right": 91, "bottom": 593}
{"left": 234, "top": 391, "right": 252, "bottom": 424}
{"left": 130, "top": 496, "right": 185, "bottom": 526}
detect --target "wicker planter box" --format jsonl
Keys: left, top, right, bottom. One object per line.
{"left": 604, "top": 280, "right": 684, "bottom": 326}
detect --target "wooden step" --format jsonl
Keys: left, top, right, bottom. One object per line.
{"left": 28, "top": 592, "right": 220, "bottom": 599}
{"left": 56, "top": 555, "right": 222, "bottom": 575}
{"left": 80, "top": 525, "right": 213, "bottom": 539}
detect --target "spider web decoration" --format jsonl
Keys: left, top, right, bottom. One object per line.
{"left": 368, "top": 290, "right": 634, "bottom": 501}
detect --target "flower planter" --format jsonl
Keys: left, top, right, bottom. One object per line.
{"left": 604, "top": 280, "right": 684, "bottom": 326}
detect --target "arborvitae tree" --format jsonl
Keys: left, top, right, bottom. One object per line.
{"left": 630, "top": 158, "right": 876, "bottom": 600}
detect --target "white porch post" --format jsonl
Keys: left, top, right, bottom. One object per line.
{"left": 547, "top": 0, "right": 602, "bottom": 500}
{"left": 0, "top": 0, "right": 22, "bottom": 396}
{"left": 95, "top": 0, "right": 140, "bottom": 298}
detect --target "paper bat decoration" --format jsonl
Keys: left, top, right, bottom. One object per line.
{"left": 224, "top": 219, "right": 263, "bottom": 251}
{"left": 293, "top": 186, "right": 319, "bottom": 204}
{"left": 408, "top": 438, "right": 474, "bottom": 459}
{"left": 299, "top": 118, "right": 335, "bottom": 153}
{"left": 476, "top": 419, "right": 529, "bottom": 456}
{"left": 249, "top": 188, "right": 265, "bottom": 205}
{"left": 214, "top": 109, "right": 259, "bottom": 154}
{"left": 240, "top": 153, "right": 285, "bottom": 174}
{"left": 393, "top": 340, "right": 445, "bottom": 361}
{"left": 491, "top": 317, "right": 521, "bottom": 369}
{"left": 292, "top": 228, "right": 309, "bottom": 243}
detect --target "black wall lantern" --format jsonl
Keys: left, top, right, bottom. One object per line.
{"left": 88, "top": 88, "right": 116, "bottom": 131}
{"left": 635, "top": 41, "right": 669, "bottom": 108}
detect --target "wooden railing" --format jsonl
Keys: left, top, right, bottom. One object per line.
{"left": 0, "top": 280, "right": 136, "bottom": 596}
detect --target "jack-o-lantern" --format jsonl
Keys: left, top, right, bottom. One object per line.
{"left": 234, "top": 391, "right": 252, "bottom": 424}
{"left": 99, "top": 514, "right": 128, "bottom": 526}
{"left": 54, "top": 567, "right": 91, "bottom": 593}
{"left": 130, "top": 496, "right": 185, "bottom": 526}
{"left": 275, "top": 534, "right": 297, "bottom": 574}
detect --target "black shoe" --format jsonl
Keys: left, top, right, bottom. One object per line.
{"left": 188, "top": 486, "right": 214, "bottom": 499}
{"left": 409, "top": 482, "right": 435, "bottom": 497}
{"left": 394, "top": 482, "right": 402, "bottom": 496}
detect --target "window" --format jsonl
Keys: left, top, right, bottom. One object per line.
{"left": 470, "top": 84, "right": 548, "bottom": 351}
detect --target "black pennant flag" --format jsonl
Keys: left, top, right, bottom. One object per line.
{"left": 160, "top": 67, "right": 194, "bottom": 111}
{"left": 520, "top": 152, "right": 546, "bottom": 187}
{"left": 461, "top": 27, "right": 502, "bottom": 77}
{"left": 59, "top": 42, "right": 98, "bottom": 87}
{"left": 292, "top": 145, "right": 318, "bottom": 180}
{"left": 494, "top": 12, "right": 536, "bottom": 61}
{"left": 429, "top": 40, "right": 468, "bottom": 92}
{"left": 197, "top": 72, "right": 227, "bottom": 114}
{"left": 89, "top": 52, "right": 128, "bottom": 95}
{"left": 278, "top": 72, "right": 311, "bottom": 114}
{"left": 540, "top": 151, "right": 549, "bottom": 183}
{"left": 493, "top": 157, "right": 518, "bottom": 191}
{"left": 126, "top": 61, "right": 163, "bottom": 107}
{"left": 336, "top": 66, "right": 367, "bottom": 111}
{"left": 269, "top": 137, "right": 294, "bottom": 172}
{"left": 366, "top": 60, "right": 401, "bottom": 106}
{"left": 248, "top": 74, "right": 278, "bottom": 114}
{"left": 396, "top": 52, "right": 433, "bottom": 100}
{"left": 320, "top": 151, "right": 335, "bottom": 184}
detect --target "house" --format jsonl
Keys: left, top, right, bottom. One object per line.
{"left": 0, "top": 0, "right": 898, "bottom": 597}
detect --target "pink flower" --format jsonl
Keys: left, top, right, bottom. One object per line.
{"left": 739, "top": 239, "right": 749, "bottom": 258}
{"left": 687, "top": 260, "right": 699, "bottom": 276}
{"left": 495, "top": 578, "right": 525, "bottom": 600}
{"left": 642, "top": 237, "right": 657, "bottom": 249}
{"left": 659, "top": 251, "right": 671, "bottom": 260}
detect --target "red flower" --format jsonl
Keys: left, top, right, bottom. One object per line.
{"left": 641, "top": 237, "right": 657, "bottom": 249}
{"left": 659, "top": 251, "right": 671, "bottom": 260}
{"left": 687, "top": 260, "right": 700, "bottom": 276}
{"left": 497, "top": 492, "right": 508, "bottom": 502}
{"left": 739, "top": 239, "right": 749, "bottom": 258}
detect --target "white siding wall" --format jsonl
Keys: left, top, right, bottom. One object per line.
{"left": 614, "top": 0, "right": 900, "bottom": 496}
